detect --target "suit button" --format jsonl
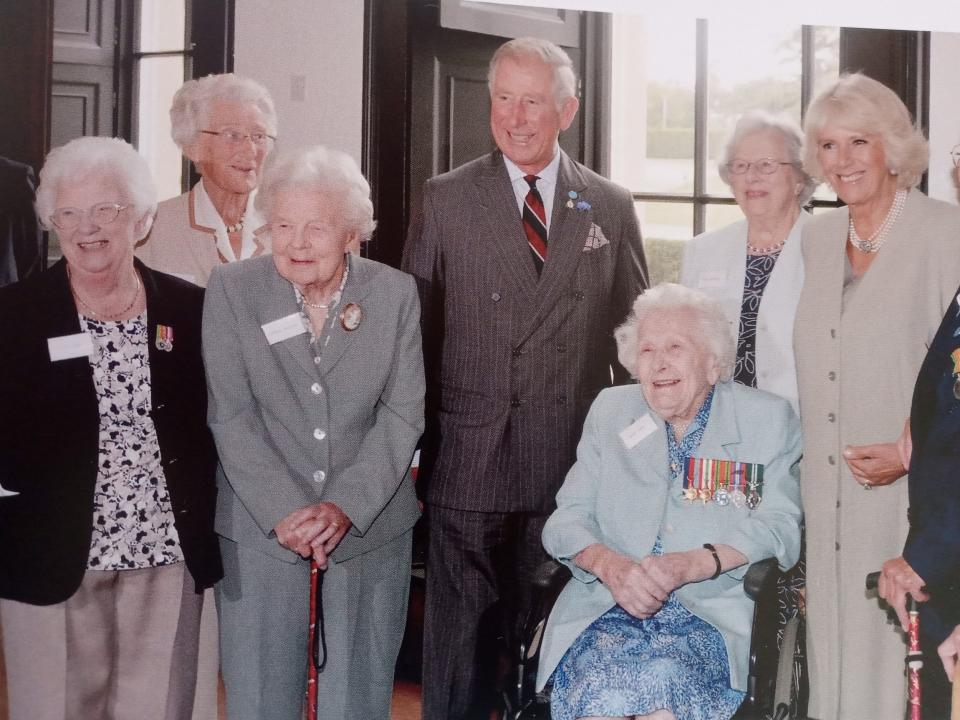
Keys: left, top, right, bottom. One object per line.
{"left": 557, "top": 394, "right": 567, "bottom": 404}
{"left": 830, "top": 328, "right": 837, "bottom": 339}
{"left": 512, "top": 348, "right": 523, "bottom": 358}
{"left": 313, "top": 355, "right": 321, "bottom": 365}
{"left": 828, "top": 371, "right": 836, "bottom": 381}
{"left": 313, "top": 428, "right": 326, "bottom": 440}
{"left": 311, "top": 382, "right": 322, "bottom": 394}
{"left": 573, "top": 291, "right": 585, "bottom": 300}
{"left": 492, "top": 292, "right": 501, "bottom": 302}
{"left": 828, "top": 455, "right": 836, "bottom": 465}
{"left": 827, "top": 412, "right": 836, "bottom": 422}
{"left": 510, "top": 397, "right": 521, "bottom": 408}
{"left": 835, "top": 542, "right": 841, "bottom": 551}
{"left": 313, "top": 470, "right": 325, "bottom": 483}
{"left": 556, "top": 343, "right": 567, "bottom": 353}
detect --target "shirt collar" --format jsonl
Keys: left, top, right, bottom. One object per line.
{"left": 502, "top": 146, "right": 561, "bottom": 187}
{"left": 193, "top": 179, "right": 265, "bottom": 262}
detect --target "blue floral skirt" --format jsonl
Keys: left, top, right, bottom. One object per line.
{"left": 550, "top": 597, "right": 745, "bottom": 720}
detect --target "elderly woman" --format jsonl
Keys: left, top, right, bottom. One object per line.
{"left": 537, "top": 283, "right": 802, "bottom": 720}
{"left": 794, "top": 73, "right": 960, "bottom": 720}
{"left": 0, "top": 137, "right": 221, "bottom": 719}
{"left": 681, "top": 111, "right": 816, "bottom": 413}
{"left": 203, "top": 145, "right": 423, "bottom": 719}
{"left": 136, "top": 73, "right": 277, "bottom": 286}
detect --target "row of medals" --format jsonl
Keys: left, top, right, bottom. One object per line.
{"left": 682, "top": 484, "right": 761, "bottom": 509}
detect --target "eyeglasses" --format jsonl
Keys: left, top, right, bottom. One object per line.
{"left": 201, "top": 129, "right": 276, "bottom": 147}
{"left": 951, "top": 145, "right": 960, "bottom": 169}
{"left": 49, "top": 202, "right": 127, "bottom": 230}
{"left": 726, "top": 158, "right": 795, "bottom": 175}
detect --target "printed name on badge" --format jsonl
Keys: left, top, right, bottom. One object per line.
{"left": 698, "top": 270, "right": 726, "bottom": 289}
{"left": 620, "top": 414, "right": 657, "bottom": 449}
{"left": 47, "top": 332, "right": 94, "bottom": 362}
{"left": 262, "top": 313, "right": 307, "bottom": 345}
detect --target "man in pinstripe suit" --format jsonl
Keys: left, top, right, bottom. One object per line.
{"left": 402, "top": 36, "right": 647, "bottom": 719}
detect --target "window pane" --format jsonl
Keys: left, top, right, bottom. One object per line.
{"left": 138, "top": 55, "right": 188, "bottom": 201}
{"left": 705, "top": 19, "right": 802, "bottom": 197}
{"left": 138, "top": 0, "right": 186, "bottom": 52}
{"left": 638, "top": 201, "right": 692, "bottom": 285}
{"left": 611, "top": 15, "right": 696, "bottom": 195}
{"left": 809, "top": 26, "right": 841, "bottom": 202}
{"left": 704, "top": 203, "right": 746, "bottom": 233}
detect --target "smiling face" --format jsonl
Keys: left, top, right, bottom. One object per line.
{"left": 54, "top": 174, "right": 144, "bottom": 279}
{"left": 489, "top": 55, "right": 579, "bottom": 175}
{"left": 635, "top": 308, "right": 720, "bottom": 428}
{"left": 269, "top": 187, "right": 355, "bottom": 292}
{"left": 816, "top": 123, "right": 897, "bottom": 208}
{"left": 192, "top": 99, "right": 272, "bottom": 195}
{"left": 728, "top": 129, "right": 801, "bottom": 222}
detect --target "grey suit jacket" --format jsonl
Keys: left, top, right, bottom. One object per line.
{"left": 202, "top": 254, "right": 424, "bottom": 564}
{"left": 403, "top": 149, "right": 647, "bottom": 512}
{"left": 538, "top": 381, "right": 803, "bottom": 692}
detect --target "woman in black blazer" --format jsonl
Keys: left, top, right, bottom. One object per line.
{"left": 0, "top": 136, "right": 221, "bottom": 720}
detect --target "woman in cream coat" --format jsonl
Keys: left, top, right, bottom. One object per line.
{"left": 681, "top": 112, "right": 817, "bottom": 413}
{"left": 794, "top": 73, "right": 960, "bottom": 720}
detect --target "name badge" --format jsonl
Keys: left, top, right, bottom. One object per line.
{"left": 47, "top": 332, "right": 94, "bottom": 362}
{"left": 262, "top": 313, "right": 307, "bottom": 345}
{"left": 698, "top": 270, "right": 726, "bottom": 289}
{"left": 620, "top": 414, "right": 657, "bottom": 449}
{"left": 0, "top": 483, "right": 18, "bottom": 498}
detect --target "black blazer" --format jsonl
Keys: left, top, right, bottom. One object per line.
{"left": 903, "top": 283, "right": 960, "bottom": 643}
{"left": 0, "top": 259, "right": 222, "bottom": 605}
{"left": 0, "top": 156, "right": 45, "bottom": 287}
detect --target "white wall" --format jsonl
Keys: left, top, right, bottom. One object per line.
{"left": 233, "top": 0, "right": 365, "bottom": 164}
{"left": 928, "top": 32, "right": 960, "bottom": 204}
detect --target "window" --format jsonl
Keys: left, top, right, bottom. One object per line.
{"left": 134, "top": 0, "right": 191, "bottom": 202}
{"left": 610, "top": 17, "right": 841, "bottom": 283}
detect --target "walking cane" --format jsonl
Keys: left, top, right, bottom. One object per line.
{"left": 866, "top": 572, "right": 922, "bottom": 720}
{"left": 306, "top": 559, "right": 327, "bottom": 720}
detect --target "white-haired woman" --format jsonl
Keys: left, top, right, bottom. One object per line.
{"left": 537, "top": 283, "right": 802, "bottom": 720}
{"left": 0, "top": 136, "right": 221, "bottom": 719}
{"left": 203, "top": 145, "right": 423, "bottom": 719}
{"left": 794, "top": 73, "right": 960, "bottom": 720}
{"left": 136, "top": 73, "right": 278, "bottom": 286}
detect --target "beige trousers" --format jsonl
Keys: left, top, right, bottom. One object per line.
{"left": 0, "top": 563, "right": 203, "bottom": 720}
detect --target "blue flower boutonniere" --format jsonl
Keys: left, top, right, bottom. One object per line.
{"left": 565, "top": 190, "right": 591, "bottom": 212}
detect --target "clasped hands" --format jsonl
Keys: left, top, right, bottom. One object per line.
{"left": 274, "top": 502, "right": 352, "bottom": 570}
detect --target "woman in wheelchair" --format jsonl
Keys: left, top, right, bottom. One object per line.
{"left": 536, "top": 284, "right": 803, "bottom": 720}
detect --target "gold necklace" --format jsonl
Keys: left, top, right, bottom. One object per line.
{"left": 69, "top": 268, "right": 141, "bottom": 320}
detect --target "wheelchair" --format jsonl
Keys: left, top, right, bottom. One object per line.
{"left": 500, "top": 557, "right": 806, "bottom": 720}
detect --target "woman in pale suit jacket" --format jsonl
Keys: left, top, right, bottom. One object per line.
{"left": 202, "top": 145, "right": 424, "bottom": 720}
{"left": 794, "top": 73, "right": 960, "bottom": 720}
{"left": 537, "top": 283, "right": 802, "bottom": 720}
{"left": 681, "top": 112, "right": 817, "bottom": 414}
{"left": 136, "top": 73, "right": 277, "bottom": 286}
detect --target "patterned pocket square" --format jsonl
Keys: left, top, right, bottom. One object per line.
{"left": 583, "top": 223, "right": 610, "bottom": 252}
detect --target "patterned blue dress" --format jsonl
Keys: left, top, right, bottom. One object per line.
{"left": 550, "top": 391, "right": 746, "bottom": 720}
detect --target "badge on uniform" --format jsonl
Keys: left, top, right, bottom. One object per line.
{"left": 683, "top": 457, "right": 764, "bottom": 508}
{"left": 340, "top": 303, "right": 362, "bottom": 331}
{"left": 155, "top": 324, "right": 174, "bottom": 352}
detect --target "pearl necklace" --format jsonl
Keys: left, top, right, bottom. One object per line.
{"left": 296, "top": 257, "right": 350, "bottom": 311}
{"left": 225, "top": 216, "right": 244, "bottom": 234}
{"left": 69, "top": 268, "right": 142, "bottom": 320}
{"left": 746, "top": 239, "right": 786, "bottom": 256}
{"left": 848, "top": 189, "right": 907, "bottom": 254}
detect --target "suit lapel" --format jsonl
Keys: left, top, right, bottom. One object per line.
{"left": 695, "top": 383, "right": 742, "bottom": 461}
{"left": 516, "top": 152, "right": 591, "bottom": 342}
{"left": 476, "top": 153, "right": 538, "bottom": 298}
{"left": 259, "top": 263, "right": 319, "bottom": 379}
{"left": 315, "top": 256, "right": 372, "bottom": 376}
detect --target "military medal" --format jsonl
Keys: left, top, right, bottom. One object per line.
{"left": 155, "top": 324, "right": 174, "bottom": 352}
{"left": 339, "top": 303, "right": 363, "bottom": 331}
{"left": 714, "top": 488, "right": 730, "bottom": 506}
{"left": 730, "top": 490, "right": 747, "bottom": 508}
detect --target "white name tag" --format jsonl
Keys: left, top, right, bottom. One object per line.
{"left": 261, "top": 313, "right": 307, "bottom": 345}
{"left": 698, "top": 270, "right": 726, "bottom": 289}
{"left": 619, "top": 414, "right": 657, "bottom": 449}
{"left": 0, "top": 483, "right": 18, "bottom": 498}
{"left": 47, "top": 332, "right": 94, "bottom": 362}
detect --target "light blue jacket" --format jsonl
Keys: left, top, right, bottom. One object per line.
{"left": 538, "top": 381, "right": 802, "bottom": 691}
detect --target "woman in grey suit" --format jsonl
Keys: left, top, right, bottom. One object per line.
{"left": 537, "top": 283, "right": 802, "bottom": 720}
{"left": 202, "top": 145, "right": 424, "bottom": 719}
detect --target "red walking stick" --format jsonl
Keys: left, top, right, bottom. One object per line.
{"left": 306, "top": 559, "right": 327, "bottom": 720}
{"left": 866, "top": 572, "right": 922, "bottom": 719}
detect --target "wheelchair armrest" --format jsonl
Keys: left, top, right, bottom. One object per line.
{"left": 532, "top": 559, "right": 572, "bottom": 594}
{"left": 743, "top": 557, "right": 780, "bottom": 600}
